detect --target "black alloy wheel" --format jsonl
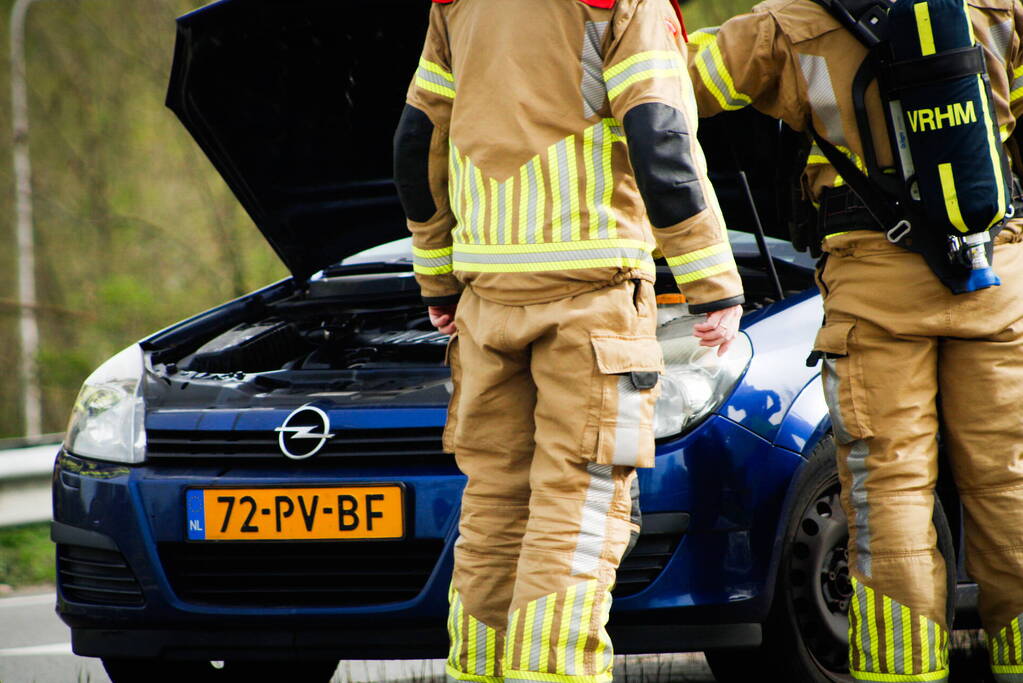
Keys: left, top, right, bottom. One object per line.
{"left": 706, "top": 435, "right": 956, "bottom": 683}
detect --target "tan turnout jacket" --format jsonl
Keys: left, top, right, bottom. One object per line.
{"left": 404, "top": 0, "right": 743, "bottom": 310}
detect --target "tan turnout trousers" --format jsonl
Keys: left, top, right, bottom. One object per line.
{"left": 445, "top": 279, "right": 661, "bottom": 683}
{"left": 688, "top": 1, "right": 1023, "bottom": 680}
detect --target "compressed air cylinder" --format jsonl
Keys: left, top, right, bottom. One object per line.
{"left": 888, "top": 0, "right": 1010, "bottom": 237}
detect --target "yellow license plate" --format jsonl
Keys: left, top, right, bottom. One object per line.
{"left": 185, "top": 485, "right": 405, "bottom": 541}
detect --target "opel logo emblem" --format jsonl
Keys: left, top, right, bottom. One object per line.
{"left": 275, "top": 405, "right": 335, "bottom": 460}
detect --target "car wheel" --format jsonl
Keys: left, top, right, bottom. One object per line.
{"left": 705, "top": 435, "right": 955, "bottom": 683}
{"left": 102, "top": 658, "right": 338, "bottom": 683}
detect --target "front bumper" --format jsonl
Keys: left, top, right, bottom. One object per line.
{"left": 52, "top": 413, "right": 802, "bottom": 659}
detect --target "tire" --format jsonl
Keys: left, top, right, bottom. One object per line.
{"left": 706, "top": 435, "right": 956, "bottom": 683}
{"left": 102, "top": 658, "right": 338, "bottom": 683}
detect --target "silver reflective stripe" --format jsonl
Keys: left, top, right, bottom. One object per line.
{"left": 497, "top": 182, "right": 508, "bottom": 245}
{"left": 612, "top": 375, "right": 645, "bottom": 466}
{"left": 566, "top": 583, "right": 589, "bottom": 675}
{"left": 454, "top": 247, "right": 652, "bottom": 265}
{"left": 696, "top": 40, "right": 748, "bottom": 109}
{"left": 557, "top": 139, "right": 573, "bottom": 242}
{"left": 798, "top": 54, "right": 848, "bottom": 146}
{"left": 892, "top": 599, "right": 905, "bottom": 674}
{"left": 605, "top": 57, "right": 682, "bottom": 93}
{"left": 414, "top": 254, "right": 452, "bottom": 269}
{"left": 529, "top": 596, "right": 548, "bottom": 671}
{"left": 822, "top": 358, "right": 872, "bottom": 577}
{"left": 1014, "top": 73, "right": 1023, "bottom": 95}
{"left": 476, "top": 619, "right": 489, "bottom": 675}
{"left": 571, "top": 464, "right": 615, "bottom": 577}
{"left": 417, "top": 66, "right": 456, "bottom": 92}
{"left": 991, "top": 20, "right": 1013, "bottom": 65}
{"left": 928, "top": 619, "right": 937, "bottom": 672}
{"left": 469, "top": 163, "right": 482, "bottom": 244}
{"left": 582, "top": 21, "right": 609, "bottom": 118}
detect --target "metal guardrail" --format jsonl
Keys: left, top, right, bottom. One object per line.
{"left": 0, "top": 434, "right": 61, "bottom": 528}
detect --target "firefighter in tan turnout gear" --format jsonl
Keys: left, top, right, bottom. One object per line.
{"left": 393, "top": 0, "right": 744, "bottom": 681}
{"left": 689, "top": 1, "right": 1023, "bottom": 681}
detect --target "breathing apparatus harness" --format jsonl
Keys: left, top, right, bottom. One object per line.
{"left": 806, "top": 0, "right": 1021, "bottom": 293}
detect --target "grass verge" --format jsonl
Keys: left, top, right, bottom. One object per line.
{"left": 0, "top": 522, "right": 55, "bottom": 590}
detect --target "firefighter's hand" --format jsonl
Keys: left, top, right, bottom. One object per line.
{"left": 694, "top": 304, "right": 743, "bottom": 356}
{"left": 428, "top": 305, "right": 458, "bottom": 335}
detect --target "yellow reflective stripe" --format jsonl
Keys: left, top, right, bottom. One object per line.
{"left": 575, "top": 581, "right": 598, "bottom": 674}
{"left": 555, "top": 584, "right": 577, "bottom": 675}
{"left": 603, "top": 50, "right": 681, "bottom": 81}
{"left": 567, "top": 139, "right": 581, "bottom": 242}
{"left": 919, "top": 615, "right": 930, "bottom": 673}
{"left": 672, "top": 260, "right": 733, "bottom": 284}
{"left": 475, "top": 165, "right": 488, "bottom": 244}
{"left": 412, "top": 246, "right": 453, "bottom": 258}
{"left": 447, "top": 589, "right": 457, "bottom": 668}
{"left": 592, "top": 593, "right": 611, "bottom": 673}
{"left": 583, "top": 127, "right": 598, "bottom": 240}
{"left": 1012, "top": 66, "right": 1023, "bottom": 102}
{"left": 915, "top": 3, "right": 936, "bottom": 56}
{"left": 549, "top": 144, "right": 563, "bottom": 242}
{"left": 454, "top": 258, "right": 655, "bottom": 274}
{"left": 518, "top": 163, "right": 530, "bottom": 244}
{"left": 539, "top": 592, "right": 557, "bottom": 673}
{"left": 994, "top": 665, "right": 1023, "bottom": 674}
{"left": 508, "top": 608, "right": 521, "bottom": 667}
{"left": 415, "top": 77, "right": 456, "bottom": 99}
{"left": 866, "top": 586, "right": 880, "bottom": 671}
{"left": 463, "top": 157, "right": 476, "bottom": 243}
{"left": 938, "top": 163, "right": 969, "bottom": 233}
{"left": 455, "top": 238, "right": 652, "bottom": 255}
{"left": 521, "top": 600, "right": 538, "bottom": 671}
{"left": 884, "top": 595, "right": 896, "bottom": 674}
{"left": 665, "top": 243, "right": 728, "bottom": 266}
{"left": 533, "top": 156, "right": 546, "bottom": 244}
{"left": 504, "top": 671, "right": 613, "bottom": 683}
{"left": 467, "top": 610, "right": 479, "bottom": 677}
{"left": 419, "top": 57, "right": 454, "bottom": 83}
{"left": 850, "top": 669, "right": 949, "bottom": 682}
{"left": 850, "top": 582, "right": 863, "bottom": 670}
{"left": 489, "top": 178, "right": 499, "bottom": 244}
{"left": 690, "top": 30, "right": 752, "bottom": 111}
{"left": 977, "top": 74, "right": 1008, "bottom": 227}
{"left": 445, "top": 663, "right": 504, "bottom": 683}
{"left": 902, "top": 604, "right": 913, "bottom": 676}
{"left": 1013, "top": 620, "right": 1023, "bottom": 664}
{"left": 607, "top": 68, "right": 683, "bottom": 101}
{"left": 601, "top": 121, "right": 618, "bottom": 238}
{"left": 414, "top": 263, "right": 453, "bottom": 275}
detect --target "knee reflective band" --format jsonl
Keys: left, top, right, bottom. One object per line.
{"left": 394, "top": 105, "right": 438, "bottom": 223}
{"left": 621, "top": 102, "right": 708, "bottom": 229}
{"left": 448, "top": 588, "right": 504, "bottom": 683}
{"left": 849, "top": 578, "right": 949, "bottom": 682}
{"left": 989, "top": 614, "right": 1023, "bottom": 682}
{"left": 504, "top": 580, "right": 614, "bottom": 683}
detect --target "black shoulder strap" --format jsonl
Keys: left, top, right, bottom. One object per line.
{"left": 807, "top": 119, "right": 907, "bottom": 237}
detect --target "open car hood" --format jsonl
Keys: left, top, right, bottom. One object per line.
{"left": 166, "top": 0, "right": 430, "bottom": 283}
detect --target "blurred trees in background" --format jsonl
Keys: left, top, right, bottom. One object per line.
{"left": 0, "top": 0, "right": 757, "bottom": 438}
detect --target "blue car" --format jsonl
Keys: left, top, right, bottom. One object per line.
{"left": 51, "top": 2, "right": 966, "bottom": 683}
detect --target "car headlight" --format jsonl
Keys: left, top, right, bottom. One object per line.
{"left": 64, "top": 344, "right": 147, "bottom": 464}
{"left": 653, "top": 308, "right": 753, "bottom": 439}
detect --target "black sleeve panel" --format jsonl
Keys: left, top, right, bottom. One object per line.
{"left": 622, "top": 102, "right": 708, "bottom": 229}
{"left": 393, "top": 105, "right": 438, "bottom": 223}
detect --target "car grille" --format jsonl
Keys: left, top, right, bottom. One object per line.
{"left": 159, "top": 539, "right": 444, "bottom": 608}
{"left": 613, "top": 513, "right": 689, "bottom": 598}
{"left": 57, "top": 545, "right": 145, "bottom": 606}
{"left": 146, "top": 427, "right": 451, "bottom": 463}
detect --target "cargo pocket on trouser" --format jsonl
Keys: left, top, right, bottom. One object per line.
{"left": 443, "top": 332, "right": 460, "bottom": 454}
{"left": 588, "top": 334, "right": 664, "bottom": 469}
{"left": 813, "top": 319, "right": 872, "bottom": 444}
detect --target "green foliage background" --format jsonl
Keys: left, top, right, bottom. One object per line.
{"left": 0, "top": 0, "right": 758, "bottom": 438}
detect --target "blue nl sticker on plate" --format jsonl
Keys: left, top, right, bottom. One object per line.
{"left": 186, "top": 490, "right": 206, "bottom": 540}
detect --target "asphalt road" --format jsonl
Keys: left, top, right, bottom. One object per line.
{"left": 0, "top": 590, "right": 716, "bottom": 683}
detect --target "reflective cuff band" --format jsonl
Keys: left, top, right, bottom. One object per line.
{"left": 690, "top": 30, "right": 751, "bottom": 111}
{"left": 665, "top": 243, "right": 736, "bottom": 285}
{"left": 414, "top": 245, "right": 454, "bottom": 275}
{"left": 850, "top": 671, "right": 948, "bottom": 682}
{"left": 453, "top": 239, "right": 655, "bottom": 274}
{"left": 603, "top": 50, "right": 685, "bottom": 101}
{"left": 416, "top": 57, "right": 456, "bottom": 99}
